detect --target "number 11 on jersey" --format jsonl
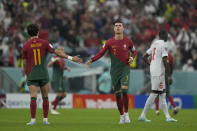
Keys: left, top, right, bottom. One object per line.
{"left": 33, "top": 49, "right": 41, "bottom": 65}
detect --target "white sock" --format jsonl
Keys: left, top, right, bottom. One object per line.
{"left": 159, "top": 93, "right": 170, "bottom": 119}
{"left": 43, "top": 118, "right": 48, "bottom": 121}
{"left": 124, "top": 112, "right": 128, "bottom": 115}
{"left": 141, "top": 93, "right": 157, "bottom": 118}
{"left": 31, "top": 118, "right": 36, "bottom": 122}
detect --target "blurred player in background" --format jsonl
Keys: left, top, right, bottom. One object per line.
{"left": 85, "top": 20, "right": 136, "bottom": 124}
{"left": 155, "top": 51, "right": 179, "bottom": 116}
{"left": 22, "top": 24, "right": 82, "bottom": 125}
{"left": 138, "top": 30, "right": 177, "bottom": 122}
{"left": 48, "top": 46, "right": 71, "bottom": 115}
{"left": 98, "top": 67, "right": 111, "bottom": 94}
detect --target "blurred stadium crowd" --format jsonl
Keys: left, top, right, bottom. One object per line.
{"left": 0, "top": 0, "right": 197, "bottom": 70}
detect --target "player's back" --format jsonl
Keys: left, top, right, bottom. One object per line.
{"left": 22, "top": 38, "right": 53, "bottom": 80}
{"left": 149, "top": 40, "right": 168, "bottom": 76}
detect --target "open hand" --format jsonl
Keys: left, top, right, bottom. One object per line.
{"left": 85, "top": 59, "right": 92, "bottom": 68}
{"left": 72, "top": 55, "right": 83, "bottom": 63}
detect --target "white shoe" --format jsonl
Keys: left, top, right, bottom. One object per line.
{"left": 26, "top": 119, "right": 36, "bottom": 125}
{"left": 138, "top": 116, "right": 151, "bottom": 122}
{"left": 43, "top": 118, "right": 50, "bottom": 125}
{"left": 166, "top": 117, "right": 177, "bottom": 122}
{"left": 119, "top": 115, "right": 125, "bottom": 124}
{"left": 155, "top": 110, "right": 160, "bottom": 116}
{"left": 51, "top": 109, "right": 60, "bottom": 115}
{"left": 124, "top": 112, "right": 131, "bottom": 124}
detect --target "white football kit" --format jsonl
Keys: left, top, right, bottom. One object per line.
{"left": 146, "top": 40, "right": 168, "bottom": 91}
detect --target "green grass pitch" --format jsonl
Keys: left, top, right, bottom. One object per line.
{"left": 0, "top": 109, "right": 197, "bottom": 131}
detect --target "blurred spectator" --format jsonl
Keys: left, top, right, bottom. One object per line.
{"left": 182, "top": 59, "right": 195, "bottom": 72}
{"left": 98, "top": 67, "right": 111, "bottom": 94}
{"left": 0, "top": 0, "right": 196, "bottom": 70}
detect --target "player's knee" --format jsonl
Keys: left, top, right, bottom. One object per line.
{"left": 121, "top": 86, "right": 128, "bottom": 90}
{"left": 30, "top": 93, "right": 37, "bottom": 98}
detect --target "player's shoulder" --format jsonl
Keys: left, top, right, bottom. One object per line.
{"left": 153, "top": 40, "right": 165, "bottom": 46}
{"left": 123, "top": 35, "right": 132, "bottom": 41}
{"left": 23, "top": 40, "right": 31, "bottom": 49}
{"left": 124, "top": 36, "right": 134, "bottom": 45}
{"left": 105, "top": 38, "right": 114, "bottom": 45}
{"left": 37, "top": 38, "right": 49, "bottom": 44}
{"left": 106, "top": 37, "right": 114, "bottom": 43}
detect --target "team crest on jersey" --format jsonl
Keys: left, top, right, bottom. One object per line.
{"left": 123, "top": 44, "right": 127, "bottom": 49}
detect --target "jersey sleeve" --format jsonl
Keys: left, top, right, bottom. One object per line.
{"left": 22, "top": 45, "right": 27, "bottom": 59}
{"left": 46, "top": 42, "right": 55, "bottom": 53}
{"left": 91, "top": 41, "right": 109, "bottom": 62}
{"left": 162, "top": 44, "right": 168, "bottom": 57}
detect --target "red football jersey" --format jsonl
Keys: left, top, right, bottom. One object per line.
{"left": 22, "top": 38, "right": 54, "bottom": 79}
{"left": 91, "top": 35, "right": 136, "bottom": 66}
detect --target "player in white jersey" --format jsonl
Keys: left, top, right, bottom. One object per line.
{"left": 138, "top": 30, "right": 177, "bottom": 122}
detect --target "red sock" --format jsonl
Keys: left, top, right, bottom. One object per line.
{"left": 115, "top": 94, "right": 123, "bottom": 115}
{"left": 168, "top": 96, "right": 176, "bottom": 108}
{"left": 155, "top": 97, "right": 159, "bottom": 110}
{"left": 52, "top": 97, "right": 60, "bottom": 110}
{"left": 43, "top": 98, "right": 49, "bottom": 118}
{"left": 123, "top": 94, "right": 128, "bottom": 113}
{"left": 30, "top": 98, "right": 37, "bottom": 118}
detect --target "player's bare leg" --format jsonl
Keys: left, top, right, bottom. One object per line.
{"left": 138, "top": 93, "right": 157, "bottom": 122}
{"left": 51, "top": 92, "right": 66, "bottom": 114}
{"left": 121, "top": 86, "right": 130, "bottom": 124}
{"left": 41, "top": 83, "right": 50, "bottom": 125}
{"left": 27, "top": 85, "right": 38, "bottom": 125}
{"left": 115, "top": 90, "right": 124, "bottom": 124}
{"left": 159, "top": 93, "right": 177, "bottom": 122}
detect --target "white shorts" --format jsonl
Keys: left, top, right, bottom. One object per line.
{"left": 151, "top": 75, "right": 165, "bottom": 91}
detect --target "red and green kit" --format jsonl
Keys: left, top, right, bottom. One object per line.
{"left": 51, "top": 56, "right": 66, "bottom": 92}
{"left": 91, "top": 36, "right": 136, "bottom": 91}
{"left": 165, "top": 52, "right": 173, "bottom": 97}
{"left": 22, "top": 38, "right": 54, "bottom": 86}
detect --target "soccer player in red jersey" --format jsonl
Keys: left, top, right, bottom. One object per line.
{"left": 22, "top": 24, "right": 82, "bottom": 125}
{"left": 155, "top": 52, "right": 179, "bottom": 115}
{"left": 48, "top": 46, "right": 71, "bottom": 115}
{"left": 85, "top": 21, "right": 136, "bottom": 124}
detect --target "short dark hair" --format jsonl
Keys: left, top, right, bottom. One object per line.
{"left": 159, "top": 30, "right": 168, "bottom": 42}
{"left": 113, "top": 19, "right": 122, "bottom": 25}
{"left": 27, "top": 24, "right": 39, "bottom": 37}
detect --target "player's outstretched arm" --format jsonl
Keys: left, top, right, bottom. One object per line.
{"left": 85, "top": 43, "right": 109, "bottom": 68}
{"left": 54, "top": 49, "right": 83, "bottom": 63}
{"left": 143, "top": 53, "right": 150, "bottom": 65}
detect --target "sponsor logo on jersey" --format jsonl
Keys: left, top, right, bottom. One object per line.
{"left": 123, "top": 44, "right": 127, "bottom": 49}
